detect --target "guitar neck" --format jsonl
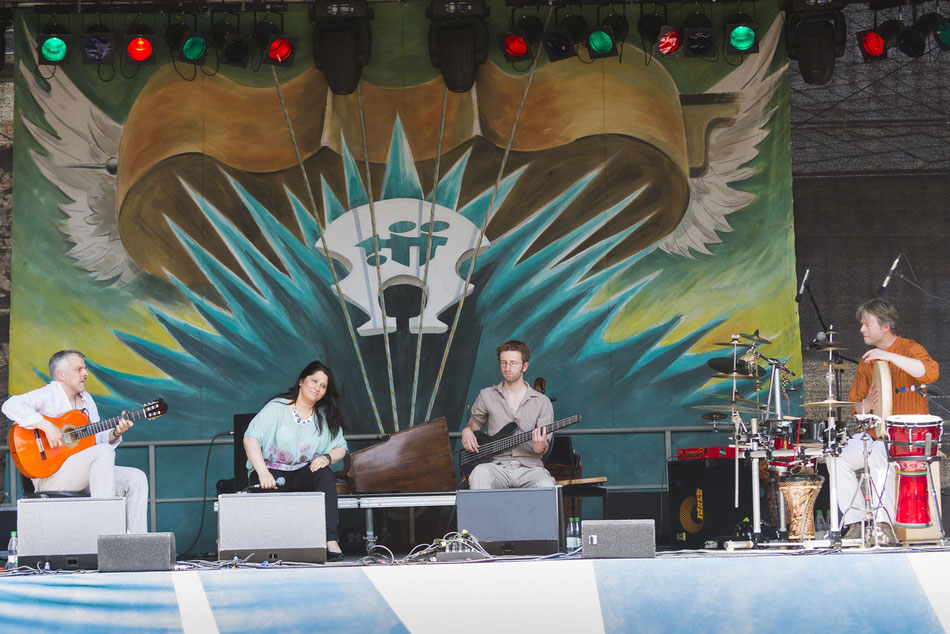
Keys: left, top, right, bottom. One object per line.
{"left": 478, "top": 415, "right": 581, "bottom": 457}
{"left": 73, "top": 407, "right": 149, "bottom": 441}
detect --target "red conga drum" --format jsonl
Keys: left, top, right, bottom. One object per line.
{"left": 884, "top": 415, "right": 943, "bottom": 528}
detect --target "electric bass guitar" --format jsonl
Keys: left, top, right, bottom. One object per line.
{"left": 459, "top": 414, "right": 581, "bottom": 479}
{"left": 8, "top": 398, "right": 168, "bottom": 479}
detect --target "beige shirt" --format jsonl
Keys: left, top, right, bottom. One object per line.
{"left": 469, "top": 381, "right": 554, "bottom": 467}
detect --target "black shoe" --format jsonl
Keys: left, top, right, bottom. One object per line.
{"left": 327, "top": 550, "right": 344, "bottom": 562}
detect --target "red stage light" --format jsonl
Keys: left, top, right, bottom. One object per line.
{"left": 860, "top": 31, "right": 885, "bottom": 57}
{"left": 503, "top": 34, "right": 528, "bottom": 58}
{"left": 657, "top": 30, "right": 681, "bottom": 55}
{"left": 268, "top": 37, "right": 294, "bottom": 63}
{"left": 127, "top": 37, "right": 153, "bottom": 63}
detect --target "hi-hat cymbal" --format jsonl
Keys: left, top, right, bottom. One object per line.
{"left": 711, "top": 372, "right": 759, "bottom": 380}
{"left": 814, "top": 346, "right": 847, "bottom": 352}
{"left": 702, "top": 412, "right": 728, "bottom": 421}
{"left": 706, "top": 358, "right": 765, "bottom": 377}
{"left": 714, "top": 341, "right": 754, "bottom": 348}
{"left": 701, "top": 392, "right": 761, "bottom": 406}
{"left": 803, "top": 398, "right": 859, "bottom": 408}
{"left": 739, "top": 331, "right": 771, "bottom": 344}
{"left": 694, "top": 404, "right": 764, "bottom": 414}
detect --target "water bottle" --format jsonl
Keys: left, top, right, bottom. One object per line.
{"left": 5, "top": 531, "right": 18, "bottom": 570}
{"left": 567, "top": 517, "right": 581, "bottom": 550}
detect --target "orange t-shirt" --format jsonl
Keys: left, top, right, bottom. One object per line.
{"left": 849, "top": 336, "right": 940, "bottom": 416}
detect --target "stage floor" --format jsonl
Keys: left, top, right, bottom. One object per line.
{"left": 1, "top": 545, "right": 949, "bottom": 633}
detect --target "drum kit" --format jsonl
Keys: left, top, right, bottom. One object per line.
{"left": 694, "top": 328, "right": 946, "bottom": 548}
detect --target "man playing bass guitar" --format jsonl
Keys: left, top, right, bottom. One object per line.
{"left": 2, "top": 350, "right": 148, "bottom": 533}
{"left": 460, "top": 340, "right": 556, "bottom": 489}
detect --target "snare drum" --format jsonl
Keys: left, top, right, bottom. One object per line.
{"left": 885, "top": 415, "right": 943, "bottom": 459}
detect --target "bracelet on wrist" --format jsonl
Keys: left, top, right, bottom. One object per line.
{"left": 322, "top": 453, "right": 332, "bottom": 464}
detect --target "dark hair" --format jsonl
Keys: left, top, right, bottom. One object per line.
{"left": 268, "top": 360, "right": 345, "bottom": 436}
{"left": 496, "top": 340, "right": 530, "bottom": 363}
{"left": 49, "top": 350, "right": 85, "bottom": 379}
{"left": 857, "top": 298, "right": 899, "bottom": 334}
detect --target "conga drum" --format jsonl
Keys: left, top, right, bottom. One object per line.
{"left": 777, "top": 474, "right": 825, "bottom": 540}
{"left": 884, "top": 414, "right": 943, "bottom": 528}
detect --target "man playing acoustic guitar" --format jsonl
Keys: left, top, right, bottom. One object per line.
{"left": 461, "top": 340, "right": 556, "bottom": 489}
{"left": 2, "top": 350, "right": 148, "bottom": 533}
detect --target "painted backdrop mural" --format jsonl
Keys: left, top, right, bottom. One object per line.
{"left": 11, "top": 3, "right": 799, "bottom": 546}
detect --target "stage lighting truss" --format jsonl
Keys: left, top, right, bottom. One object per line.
{"left": 427, "top": 0, "right": 490, "bottom": 93}
{"left": 499, "top": 11, "right": 543, "bottom": 64}
{"left": 584, "top": 9, "right": 629, "bottom": 60}
{"left": 312, "top": 0, "right": 374, "bottom": 95}
{"left": 37, "top": 17, "right": 70, "bottom": 65}
{"left": 785, "top": 0, "right": 847, "bottom": 85}
{"left": 682, "top": 11, "right": 715, "bottom": 58}
{"left": 724, "top": 10, "right": 757, "bottom": 55}
{"left": 540, "top": 10, "right": 586, "bottom": 63}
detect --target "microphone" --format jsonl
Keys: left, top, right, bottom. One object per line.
{"left": 896, "top": 384, "right": 933, "bottom": 394}
{"left": 243, "top": 476, "right": 286, "bottom": 493}
{"left": 878, "top": 255, "right": 902, "bottom": 296}
{"left": 796, "top": 268, "right": 810, "bottom": 303}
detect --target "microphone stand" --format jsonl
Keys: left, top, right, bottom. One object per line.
{"left": 803, "top": 283, "right": 829, "bottom": 335}
{"left": 894, "top": 273, "right": 950, "bottom": 308}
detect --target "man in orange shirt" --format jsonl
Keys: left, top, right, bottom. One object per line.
{"left": 835, "top": 299, "right": 939, "bottom": 544}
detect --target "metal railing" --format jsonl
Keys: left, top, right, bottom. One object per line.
{"left": 1, "top": 425, "right": 718, "bottom": 531}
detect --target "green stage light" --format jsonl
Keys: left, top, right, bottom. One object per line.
{"left": 181, "top": 34, "right": 207, "bottom": 63}
{"left": 38, "top": 23, "right": 70, "bottom": 65}
{"left": 725, "top": 12, "right": 758, "bottom": 55}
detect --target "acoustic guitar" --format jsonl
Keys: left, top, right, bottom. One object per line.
{"left": 459, "top": 414, "right": 581, "bottom": 479}
{"left": 8, "top": 398, "right": 168, "bottom": 479}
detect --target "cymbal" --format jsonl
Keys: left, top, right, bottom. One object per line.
{"left": 706, "top": 358, "right": 765, "bottom": 377}
{"left": 694, "top": 404, "right": 764, "bottom": 414}
{"left": 814, "top": 346, "right": 847, "bottom": 352}
{"left": 739, "top": 331, "right": 771, "bottom": 344}
{"left": 714, "top": 341, "right": 754, "bottom": 348}
{"left": 818, "top": 361, "right": 849, "bottom": 370}
{"left": 803, "top": 398, "right": 859, "bottom": 408}
{"left": 702, "top": 412, "right": 728, "bottom": 421}
{"left": 711, "top": 372, "right": 759, "bottom": 380}
{"left": 700, "top": 392, "right": 761, "bottom": 406}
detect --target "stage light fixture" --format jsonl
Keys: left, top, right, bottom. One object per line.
{"left": 38, "top": 21, "right": 70, "bottom": 65}
{"left": 541, "top": 13, "right": 586, "bottom": 63}
{"left": 785, "top": 1, "right": 847, "bottom": 85}
{"left": 682, "top": 12, "right": 715, "bottom": 57}
{"left": 312, "top": 0, "right": 374, "bottom": 95}
{"left": 725, "top": 11, "right": 758, "bottom": 55}
{"left": 125, "top": 21, "right": 156, "bottom": 65}
{"left": 255, "top": 20, "right": 297, "bottom": 67}
{"left": 499, "top": 14, "right": 542, "bottom": 63}
{"left": 585, "top": 14, "right": 628, "bottom": 59}
{"left": 211, "top": 17, "right": 251, "bottom": 67}
{"left": 936, "top": 15, "right": 950, "bottom": 50}
{"left": 82, "top": 24, "right": 114, "bottom": 65}
{"left": 856, "top": 20, "right": 899, "bottom": 62}
{"left": 637, "top": 12, "right": 664, "bottom": 47}
{"left": 427, "top": 0, "right": 489, "bottom": 93}
{"left": 897, "top": 20, "right": 927, "bottom": 58}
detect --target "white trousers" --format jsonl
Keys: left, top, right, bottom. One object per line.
{"left": 469, "top": 460, "right": 556, "bottom": 489}
{"left": 833, "top": 433, "right": 896, "bottom": 526}
{"left": 32, "top": 443, "right": 149, "bottom": 534}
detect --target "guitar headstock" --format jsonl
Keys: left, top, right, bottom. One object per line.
{"left": 144, "top": 397, "right": 169, "bottom": 419}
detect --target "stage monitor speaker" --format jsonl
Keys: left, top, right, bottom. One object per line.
{"left": 98, "top": 532, "right": 176, "bottom": 572}
{"left": 218, "top": 491, "right": 326, "bottom": 563}
{"left": 17, "top": 497, "right": 127, "bottom": 570}
{"left": 581, "top": 519, "right": 655, "bottom": 559}
{"left": 456, "top": 487, "right": 562, "bottom": 555}
{"left": 668, "top": 459, "right": 753, "bottom": 549}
